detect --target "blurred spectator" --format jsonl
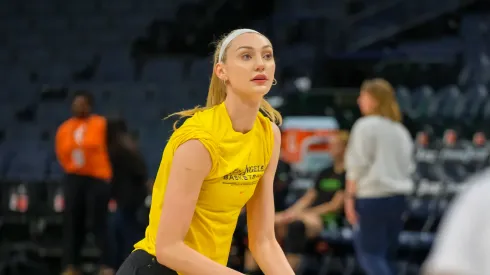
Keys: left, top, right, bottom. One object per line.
{"left": 443, "top": 129, "right": 458, "bottom": 146}
{"left": 345, "top": 79, "right": 414, "bottom": 275}
{"left": 275, "top": 131, "right": 347, "bottom": 272}
{"left": 422, "top": 169, "right": 490, "bottom": 274}
{"left": 469, "top": 131, "right": 490, "bottom": 173}
{"left": 106, "top": 117, "right": 148, "bottom": 273}
{"left": 473, "top": 131, "right": 486, "bottom": 147}
{"left": 55, "top": 91, "right": 112, "bottom": 275}
{"left": 414, "top": 129, "right": 442, "bottom": 183}
{"left": 439, "top": 128, "right": 470, "bottom": 183}
{"left": 416, "top": 130, "right": 430, "bottom": 148}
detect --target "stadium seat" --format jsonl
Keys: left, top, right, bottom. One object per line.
{"left": 277, "top": 43, "right": 316, "bottom": 73}
{"left": 0, "top": 149, "right": 15, "bottom": 179}
{"left": 459, "top": 84, "right": 488, "bottom": 123}
{"left": 188, "top": 58, "right": 213, "bottom": 92}
{"left": 39, "top": 62, "right": 73, "bottom": 83}
{"left": 116, "top": 14, "right": 152, "bottom": 34}
{"left": 47, "top": 161, "right": 64, "bottom": 182}
{"left": 96, "top": 48, "right": 134, "bottom": 81}
{"left": 20, "top": 0, "right": 57, "bottom": 15}
{"left": 5, "top": 149, "right": 48, "bottom": 182}
{"left": 431, "top": 85, "right": 461, "bottom": 121}
{"left": 101, "top": 0, "right": 133, "bottom": 14}
{"left": 37, "top": 101, "right": 71, "bottom": 130}
{"left": 396, "top": 86, "right": 412, "bottom": 115}
{"left": 18, "top": 48, "right": 51, "bottom": 68}
{"left": 141, "top": 58, "right": 185, "bottom": 87}
{"left": 410, "top": 85, "right": 434, "bottom": 120}
{"left": 89, "top": 29, "right": 123, "bottom": 46}
{"left": 0, "top": 105, "right": 16, "bottom": 128}
{"left": 4, "top": 66, "right": 31, "bottom": 86}
{"left": 60, "top": 0, "right": 96, "bottom": 14}
{"left": 35, "top": 16, "right": 68, "bottom": 33}
{"left": 1, "top": 17, "right": 30, "bottom": 35}
{"left": 75, "top": 15, "right": 109, "bottom": 31}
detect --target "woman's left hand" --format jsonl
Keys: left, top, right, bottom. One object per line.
{"left": 344, "top": 198, "right": 358, "bottom": 226}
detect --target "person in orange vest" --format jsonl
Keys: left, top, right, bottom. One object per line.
{"left": 55, "top": 91, "right": 112, "bottom": 275}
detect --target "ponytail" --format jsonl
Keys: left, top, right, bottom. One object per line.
{"left": 389, "top": 100, "right": 402, "bottom": 123}
{"left": 206, "top": 73, "right": 227, "bottom": 107}
{"left": 260, "top": 99, "right": 282, "bottom": 125}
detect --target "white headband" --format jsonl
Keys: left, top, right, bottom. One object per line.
{"left": 218, "top": 28, "right": 260, "bottom": 62}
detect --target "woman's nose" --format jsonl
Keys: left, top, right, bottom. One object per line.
{"left": 254, "top": 58, "right": 265, "bottom": 71}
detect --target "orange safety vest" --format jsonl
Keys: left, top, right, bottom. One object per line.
{"left": 55, "top": 115, "right": 112, "bottom": 181}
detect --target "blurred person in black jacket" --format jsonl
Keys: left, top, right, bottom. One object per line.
{"left": 106, "top": 118, "right": 148, "bottom": 274}
{"left": 275, "top": 131, "right": 347, "bottom": 272}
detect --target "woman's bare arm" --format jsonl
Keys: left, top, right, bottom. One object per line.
{"left": 307, "top": 190, "right": 345, "bottom": 215}
{"left": 286, "top": 188, "right": 317, "bottom": 213}
{"left": 247, "top": 124, "right": 295, "bottom": 275}
{"left": 155, "top": 139, "right": 243, "bottom": 275}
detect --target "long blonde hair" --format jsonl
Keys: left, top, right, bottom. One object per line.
{"left": 167, "top": 30, "right": 282, "bottom": 129}
{"left": 360, "top": 78, "right": 402, "bottom": 122}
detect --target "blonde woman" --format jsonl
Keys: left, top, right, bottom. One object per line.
{"left": 116, "top": 29, "right": 294, "bottom": 275}
{"left": 345, "top": 78, "right": 414, "bottom": 275}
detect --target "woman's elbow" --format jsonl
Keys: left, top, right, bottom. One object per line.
{"left": 248, "top": 233, "right": 276, "bottom": 251}
{"left": 155, "top": 243, "right": 171, "bottom": 265}
{"left": 155, "top": 239, "right": 181, "bottom": 266}
{"left": 248, "top": 240, "right": 262, "bottom": 255}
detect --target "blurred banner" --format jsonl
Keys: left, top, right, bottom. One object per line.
{"left": 281, "top": 116, "right": 339, "bottom": 177}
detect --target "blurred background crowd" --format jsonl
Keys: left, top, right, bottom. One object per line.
{"left": 1, "top": 0, "right": 490, "bottom": 274}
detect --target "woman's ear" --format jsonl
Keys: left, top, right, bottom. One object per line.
{"left": 215, "top": 62, "right": 227, "bottom": 82}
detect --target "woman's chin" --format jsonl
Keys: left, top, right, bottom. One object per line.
{"left": 250, "top": 85, "right": 271, "bottom": 95}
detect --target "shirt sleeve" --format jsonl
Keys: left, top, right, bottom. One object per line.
{"left": 345, "top": 119, "right": 375, "bottom": 181}
{"left": 168, "top": 123, "right": 221, "bottom": 178}
{"left": 423, "top": 180, "right": 490, "bottom": 275}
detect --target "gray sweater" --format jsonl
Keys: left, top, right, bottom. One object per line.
{"left": 345, "top": 116, "right": 415, "bottom": 198}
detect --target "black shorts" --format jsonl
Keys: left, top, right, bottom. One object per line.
{"left": 116, "top": 250, "right": 177, "bottom": 275}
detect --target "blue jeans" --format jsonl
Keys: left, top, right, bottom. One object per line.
{"left": 108, "top": 208, "right": 146, "bottom": 269}
{"left": 353, "top": 195, "right": 406, "bottom": 275}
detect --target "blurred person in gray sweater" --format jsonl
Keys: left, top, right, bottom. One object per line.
{"left": 344, "top": 78, "right": 415, "bottom": 275}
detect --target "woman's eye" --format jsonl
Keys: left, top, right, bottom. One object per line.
{"left": 242, "top": 54, "right": 252, "bottom": 60}
{"left": 264, "top": 53, "right": 273, "bottom": 59}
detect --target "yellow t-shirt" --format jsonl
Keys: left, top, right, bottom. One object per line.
{"left": 134, "top": 103, "right": 275, "bottom": 270}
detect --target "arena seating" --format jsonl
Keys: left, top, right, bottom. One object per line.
{"left": 1, "top": 0, "right": 490, "bottom": 273}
